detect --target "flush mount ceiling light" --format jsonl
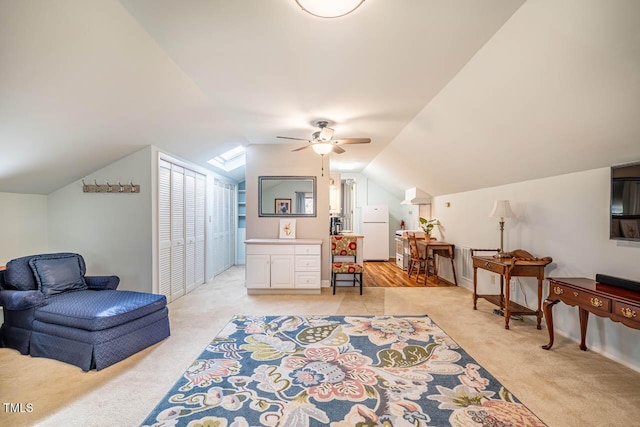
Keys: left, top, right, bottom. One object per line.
{"left": 295, "top": 0, "right": 365, "bottom": 18}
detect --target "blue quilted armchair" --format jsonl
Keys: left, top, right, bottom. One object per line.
{"left": 0, "top": 253, "right": 170, "bottom": 371}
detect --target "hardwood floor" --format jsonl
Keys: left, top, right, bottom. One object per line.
{"left": 363, "top": 259, "right": 455, "bottom": 288}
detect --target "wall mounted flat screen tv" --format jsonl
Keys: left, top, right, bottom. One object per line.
{"left": 610, "top": 161, "right": 640, "bottom": 241}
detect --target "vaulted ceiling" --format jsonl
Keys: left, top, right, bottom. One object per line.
{"left": 1, "top": 0, "right": 639, "bottom": 196}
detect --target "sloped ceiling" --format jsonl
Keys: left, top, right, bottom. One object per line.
{"left": 1, "top": 0, "right": 639, "bottom": 196}
{"left": 366, "top": 0, "right": 640, "bottom": 196}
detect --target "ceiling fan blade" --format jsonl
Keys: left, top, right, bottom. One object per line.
{"left": 332, "top": 145, "right": 346, "bottom": 154}
{"left": 335, "top": 138, "right": 371, "bottom": 145}
{"left": 291, "top": 145, "right": 311, "bottom": 152}
{"left": 277, "top": 136, "right": 311, "bottom": 142}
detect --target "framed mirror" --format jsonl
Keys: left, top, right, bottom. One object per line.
{"left": 259, "top": 176, "right": 317, "bottom": 217}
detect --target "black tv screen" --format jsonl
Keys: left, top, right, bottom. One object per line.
{"left": 610, "top": 161, "right": 640, "bottom": 241}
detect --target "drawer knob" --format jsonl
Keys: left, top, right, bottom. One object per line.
{"left": 553, "top": 286, "right": 563, "bottom": 295}
{"left": 590, "top": 297, "right": 603, "bottom": 308}
{"left": 621, "top": 307, "right": 637, "bottom": 319}
{"left": 484, "top": 262, "right": 491, "bottom": 268}
{"left": 573, "top": 292, "right": 579, "bottom": 297}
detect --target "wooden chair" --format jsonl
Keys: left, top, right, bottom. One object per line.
{"left": 407, "top": 233, "right": 424, "bottom": 283}
{"left": 408, "top": 233, "right": 436, "bottom": 284}
{"left": 331, "top": 235, "right": 364, "bottom": 295}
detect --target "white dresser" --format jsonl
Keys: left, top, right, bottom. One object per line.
{"left": 245, "top": 239, "right": 322, "bottom": 294}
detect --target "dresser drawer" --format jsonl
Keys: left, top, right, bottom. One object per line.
{"left": 295, "top": 272, "right": 321, "bottom": 288}
{"left": 247, "top": 244, "right": 295, "bottom": 255}
{"left": 295, "top": 256, "right": 321, "bottom": 271}
{"left": 473, "top": 258, "right": 504, "bottom": 275}
{"left": 295, "top": 245, "right": 321, "bottom": 255}
{"left": 577, "top": 291, "right": 611, "bottom": 313}
{"left": 549, "top": 283, "right": 577, "bottom": 303}
{"left": 613, "top": 301, "right": 640, "bottom": 327}
{"left": 551, "top": 284, "right": 611, "bottom": 313}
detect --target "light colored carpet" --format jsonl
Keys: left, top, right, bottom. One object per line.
{"left": 1, "top": 266, "right": 639, "bottom": 426}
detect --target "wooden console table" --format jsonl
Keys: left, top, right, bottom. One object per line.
{"left": 472, "top": 250, "right": 552, "bottom": 330}
{"left": 416, "top": 241, "right": 457, "bottom": 285}
{"left": 542, "top": 277, "right": 640, "bottom": 351}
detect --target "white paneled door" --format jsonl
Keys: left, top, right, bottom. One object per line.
{"left": 212, "top": 178, "right": 236, "bottom": 276}
{"left": 158, "top": 158, "right": 207, "bottom": 302}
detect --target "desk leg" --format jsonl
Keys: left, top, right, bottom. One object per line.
{"left": 433, "top": 255, "right": 439, "bottom": 284}
{"left": 504, "top": 272, "right": 511, "bottom": 330}
{"left": 579, "top": 307, "right": 589, "bottom": 351}
{"left": 450, "top": 257, "right": 458, "bottom": 286}
{"left": 542, "top": 298, "right": 560, "bottom": 350}
{"left": 536, "top": 277, "right": 543, "bottom": 330}
{"left": 473, "top": 266, "right": 478, "bottom": 310}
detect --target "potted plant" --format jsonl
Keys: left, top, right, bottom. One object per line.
{"left": 419, "top": 217, "right": 440, "bottom": 239}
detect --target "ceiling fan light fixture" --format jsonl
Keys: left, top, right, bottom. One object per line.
{"left": 312, "top": 142, "right": 334, "bottom": 155}
{"left": 318, "top": 126, "right": 334, "bottom": 141}
{"left": 295, "top": 0, "right": 365, "bottom": 18}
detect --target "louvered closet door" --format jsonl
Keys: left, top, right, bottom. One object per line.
{"left": 195, "top": 173, "right": 206, "bottom": 284}
{"left": 184, "top": 170, "right": 196, "bottom": 292}
{"left": 171, "top": 164, "right": 185, "bottom": 299}
{"left": 158, "top": 160, "right": 172, "bottom": 300}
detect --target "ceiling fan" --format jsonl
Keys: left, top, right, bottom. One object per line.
{"left": 277, "top": 120, "right": 371, "bottom": 155}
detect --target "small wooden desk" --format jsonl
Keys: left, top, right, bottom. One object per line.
{"left": 472, "top": 254, "right": 552, "bottom": 329}
{"left": 543, "top": 277, "right": 640, "bottom": 351}
{"left": 416, "top": 241, "right": 457, "bottom": 285}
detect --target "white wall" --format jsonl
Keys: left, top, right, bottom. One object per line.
{"left": 0, "top": 193, "right": 48, "bottom": 263}
{"left": 246, "top": 145, "right": 330, "bottom": 282}
{"left": 432, "top": 167, "right": 640, "bottom": 371}
{"left": 48, "top": 147, "right": 153, "bottom": 293}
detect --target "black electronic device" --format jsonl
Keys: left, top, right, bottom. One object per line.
{"left": 610, "top": 161, "right": 640, "bottom": 241}
{"left": 595, "top": 274, "right": 640, "bottom": 292}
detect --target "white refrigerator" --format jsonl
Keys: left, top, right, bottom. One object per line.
{"left": 362, "top": 204, "right": 390, "bottom": 261}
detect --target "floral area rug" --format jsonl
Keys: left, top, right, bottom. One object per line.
{"left": 140, "top": 315, "right": 545, "bottom": 427}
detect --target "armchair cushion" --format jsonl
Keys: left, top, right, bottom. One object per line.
{"left": 5, "top": 252, "right": 86, "bottom": 291}
{"left": 29, "top": 255, "right": 87, "bottom": 297}
{"left": 0, "top": 289, "right": 46, "bottom": 311}
{"left": 35, "top": 290, "right": 167, "bottom": 331}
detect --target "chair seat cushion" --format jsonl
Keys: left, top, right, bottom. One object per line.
{"left": 332, "top": 262, "right": 364, "bottom": 273}
{"left": 35, "top": 290, "right": 167, "bottom": 331}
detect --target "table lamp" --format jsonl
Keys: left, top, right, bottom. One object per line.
{"left": 490, "top": 200, "right": 514, "bottom": 258}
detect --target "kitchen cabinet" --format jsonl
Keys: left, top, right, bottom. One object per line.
{"left": 245, "top": 239, "right": 322, "bottom": 294}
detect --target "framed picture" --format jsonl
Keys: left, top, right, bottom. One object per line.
{"left": 275, "top": 198, "right": 291, "bottom": 214}
{"left": 620, "top": 219, "right": 640, "bottom": 239}
{"left": 279, "top": 218, "right": 296, "bottom": 239}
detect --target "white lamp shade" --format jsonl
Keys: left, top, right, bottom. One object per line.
{"left": 312, "top": 142, "right": 333, "bottom": 155}
{"left": 490, "top": 200, "right": 514, "bottom": 219}
{"left": 295, "top": 0, "right": 365, "bottom": 18}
